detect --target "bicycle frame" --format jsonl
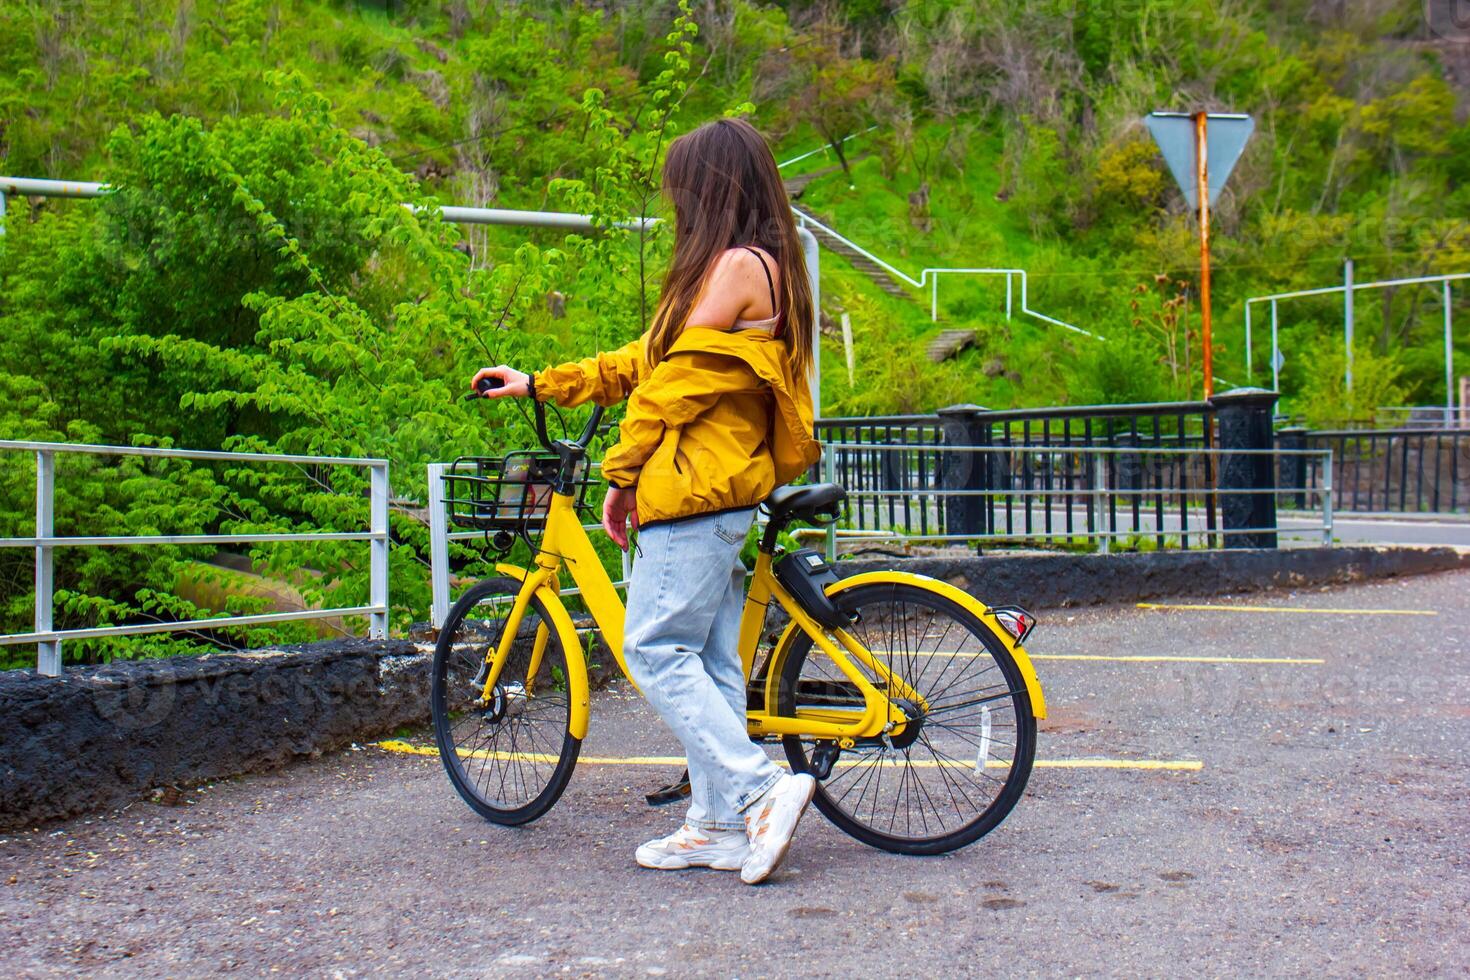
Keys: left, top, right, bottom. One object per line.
{"left": 472, "top": 488, "right": 1046, "bottom": 746}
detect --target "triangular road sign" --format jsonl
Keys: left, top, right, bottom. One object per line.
{"left": 1144, "top": 112, "right": 1254, "bottom": 210}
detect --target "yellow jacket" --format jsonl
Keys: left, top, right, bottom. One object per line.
{"left": 533, "top": 326, "right": 822, "bottom": 526}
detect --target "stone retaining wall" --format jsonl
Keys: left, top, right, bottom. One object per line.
{"left": 0, "top": 639, "right": 431, "bottom": 830}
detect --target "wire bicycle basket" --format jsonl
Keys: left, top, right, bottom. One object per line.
{"left": 443, "top": 452, "right": 598, "bottom": 534}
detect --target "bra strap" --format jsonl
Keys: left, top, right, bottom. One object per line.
{"left": 740, "top": 245, "right": 780, "bottom": 320}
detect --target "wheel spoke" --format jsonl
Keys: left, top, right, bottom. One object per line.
{"left": 780, "top": 583, "right": 1035, "bottom": 851}
{"left": 433, "top": 583, "right": 576, "bottom": 820}
{"left": 926, "top": 688, "right": 1026, "bottom": 716}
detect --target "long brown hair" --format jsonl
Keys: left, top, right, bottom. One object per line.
{"left": 648, "top": 117, "right": 814, "bottom": 379}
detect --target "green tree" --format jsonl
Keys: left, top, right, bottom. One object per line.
{"left": 1295, "top": 339, "right": 1410, "bottom": 426}
{"left": 776, "top": 18, "right": 895, "bottom": 186}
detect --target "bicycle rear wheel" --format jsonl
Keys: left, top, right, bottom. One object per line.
{"left": 431, "top": 577, "right": 580, "bottom": 824}
{"left": 776, "top": 581, "right": 1036, "bottom": 855}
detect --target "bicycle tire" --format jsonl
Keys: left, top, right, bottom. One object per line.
{"left": 431, "top": 577, "right": 581, "bottom": 825}
{"left": 775, "top": 581, "right": 1036, "bottom": 855}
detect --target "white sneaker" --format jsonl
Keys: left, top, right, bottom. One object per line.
{"left": 740, "top": 773, "right": 816, "bottom": 885}
{"left": 635, "top": 824, "right": 749, "bottom": 871}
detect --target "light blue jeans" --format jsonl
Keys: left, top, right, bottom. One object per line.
{"left": 623, "top": 507, "right": 783, "bottom": 832}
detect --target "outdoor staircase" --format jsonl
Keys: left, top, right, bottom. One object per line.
{"left": 780, "top": 139, "right": 1097, "bottom": 346}
{"left": 781, "top": 154, "right": 868, "bottom": 198}
{"left": 926, "top": 329, "right": 976, "bottom": 363}
{"left": 790, "top": 203, "right": 912, "bottom": 299}
{"left": 788, "top": 201, "right": 977, "bottom": 365}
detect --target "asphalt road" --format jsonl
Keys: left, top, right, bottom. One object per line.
{"left": 3, "top": 570, "right": 1467, "bottom": 977}
{"left": 1282, "top": 513, "right": 1470, "bottom": 549}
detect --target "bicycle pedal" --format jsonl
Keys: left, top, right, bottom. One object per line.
{"left": 809, "top": 741, "right": 841, "bottom": 781}
{"left": 644, "top": 769, "right": 691, "bottom": 807}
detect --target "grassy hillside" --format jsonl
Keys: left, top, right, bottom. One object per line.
{"left": 789, "top": 130, "right": 1090, "bottom": 414}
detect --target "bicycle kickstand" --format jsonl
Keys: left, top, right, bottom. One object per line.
{"left": 644, "top": 769, "right": 692, "bottom": 807}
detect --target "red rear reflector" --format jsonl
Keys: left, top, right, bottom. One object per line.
{"left": 991, "top": 605, "right": 1037, "bottom": 643}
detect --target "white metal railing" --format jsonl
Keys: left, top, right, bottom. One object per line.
{"left": 0, "top": 176, "right": 659, "bottom": 232}
{"left": 774, "top": 129, "right": 1100, "bottom": 341}
{"left": 0, "top": 441, "right": 389, "bottom": 676}
{"left": 1372, "top": 405, "right": 1469, "bottom": 428}
{"left": 789, "top": 207, "right": 1103, "bottom": 340}
{"left": 776, "top": 126, "right": 878, "bottom": 171}
{"left": 1244, "top": 265, "right": 1464, "bottom": 407}
{"left": 425, "top": 441, "right": 1335, "bottom": 630}
{"left": 813, "top": 441, "right": 1334, "bottom": 556}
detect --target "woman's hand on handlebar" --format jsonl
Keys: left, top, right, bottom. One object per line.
{"left": 467, "top": 363, "right": 598, "bottom": 454}
{"left": 469, "top": 365, "right": 531, "bottom": 398}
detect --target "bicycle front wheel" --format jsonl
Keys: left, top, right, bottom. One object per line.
{"left": 776, "top": 581, "right": 1036, "bottom": 855}
{"left": 431, "top": 577, "right": 581, "bottom": 825}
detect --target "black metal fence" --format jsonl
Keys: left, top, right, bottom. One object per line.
{"left": 814, "top": 391, "right": 1289, "bottom": 549}
{"left": 1281, "top": 427, "right": 1470, "bottom": 514}
{"left": 814, "top": 390, "right": 1470, "bottom": 552}
{"left": 815, "top": 414, "right": 944, "bottom": 535}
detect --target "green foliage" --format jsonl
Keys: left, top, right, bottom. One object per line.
{"left": 1296, "top": 339, "right": 1411, "bottom": 427}
{"left": 771, "top": 16, "right": 896, "bottom": 184}
{"left": 3, "top": 0, "right": 1468, "bottom": 665}
{"left": 0, "top": 6, "right": 712, "bottom": 665}
{"left": 548, "top": 1, "right": 699, "bottom": 343}
{"left": 789, "top": 0, "right": 1469, "bottom": 415}
{"left": 1063, "top": 330, "right": 1177, "bottom": 407}
{"left": 1005, "top": 116, "right": 1074, "bottom": 238}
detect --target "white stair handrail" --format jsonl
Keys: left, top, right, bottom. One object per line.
{"left": 791, "top": 206, "right": 1101, "bottom": 340}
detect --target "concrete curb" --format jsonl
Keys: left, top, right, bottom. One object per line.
{"left": 3, "top": 546, "right": 1465, "bottom": 829}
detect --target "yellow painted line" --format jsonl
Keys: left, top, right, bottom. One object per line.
{"left": 379, "top": 740, "right": 682, "bottom": 765}
{"left": 905, "top": 651, "right": 1324, "bottom": 665}
{"left": 1137, "top": 602, "right": 1436, "bottom": 617}
{"left": 1033, "top": 652, "right": 1323, "bottom": 665}
{"left": 374, "top": 740, "right": 1201, "bottom": 772}
{"left": 1033, "top": 758, "right": 1201, "bottom": 771}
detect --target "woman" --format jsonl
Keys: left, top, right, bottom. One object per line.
{"left": 471, "top": 117, "right": 822, "bottom": 884}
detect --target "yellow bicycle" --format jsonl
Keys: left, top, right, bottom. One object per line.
{"left": 432, "top": 389, "right": 1046, "bottom": 854}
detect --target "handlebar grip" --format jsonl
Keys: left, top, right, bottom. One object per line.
{"left": 463, "top": 376, "right": 505, "bottom": 402}
{"left": 462, "top": 373, "right": 600, "bottom": 455}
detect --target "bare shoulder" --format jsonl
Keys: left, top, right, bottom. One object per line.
{"left": 708, "top": 245, "right": 776, "bottom": 278}
{"left": 707, "top": 246, "right": 780, "bottom": 303}
{"left": 688, "top": 247, "right": 781, "bottom": 328}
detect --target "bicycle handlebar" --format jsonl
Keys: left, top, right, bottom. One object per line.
{"left": 573, "top": 403, "right": 605, "bottom": 451}
{"left": 468, "top": 375, "right": 604, "bottom": 455}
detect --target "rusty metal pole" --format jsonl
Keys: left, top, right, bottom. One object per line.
{"left": 1195, "top": 113, "right": 1219, "bottom": 545}
{"left": 1195, "top": 112, "right": 1213, "bottom": 401}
